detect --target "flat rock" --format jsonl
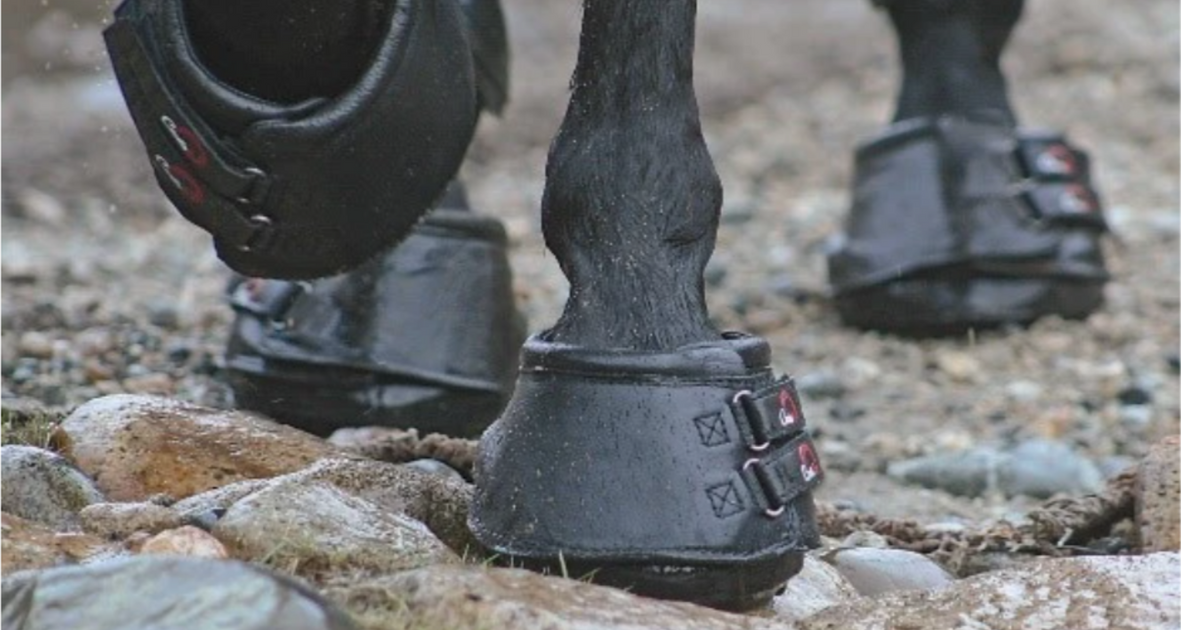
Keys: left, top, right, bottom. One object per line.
{"left": 1138, "top": 435, "right": 1180, "bottom": 552}
{"left": 52, "top": 394, "right": 350, "bottom": 501}
{"left": 1, "top": 513, "right": 115, "bottom": 574}
{"left": 0, "top": 556, "right": 358, "bottom": 630}
{"left": 1, "top": 445, "right": 105, "bottom": 531}
{"left": 323, "top": 565, "right": 790, "bottom": 630}
{"left": 174, "top": 457, "right": 476, "bottom": 555}
{"left": 802, "top": 553, "right": 1181, "bottom": 630}
{"left": 212, "top": 479, "right": 457, "bottom": 584}
{"left": 820, "top": 547, "right": 953, "bottom": 596}
{"left": 79, "top": 502, "right": 185, "bottom": 539}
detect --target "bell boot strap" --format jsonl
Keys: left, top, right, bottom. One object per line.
{"left": 105, "top": 4, "right": 274, "bottom": 252}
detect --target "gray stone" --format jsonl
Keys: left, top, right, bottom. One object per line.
{"left": 803, "top": 553, "right": 1180, "bottom": 630}
{"left": 1004, "top": 439, "right": 1103, "bottom": 498}
{"left": 212, "top": 479, "right": 457, "bottom": 583}
{"left": 886, "top": 446, "right": 1002, "bottom": 497}
{"left": 771, "top": 556, "right": 861, "bottom": 623}
{"left": 795, "top": 371, "right": 847, "bottom": 400}
{"left": 821, "top": 547, "right": 953, "bottom": 597}
{"left": 323, "top": 565, "right": 789, "bottom": 630}
{"left": 403, "top": 458, "right": 465, "bottom": 483}
{"left": 1005, "top": 379, "right": 1045, "bottom": 402}
{"left": 887, "top": 439, "right": 1103, "bottom": 498}
{"left": 1, "top": 556, "right": 358, "bottom": 630}
{"left": 1, "top": 445, "right": 105, "bottom": 531}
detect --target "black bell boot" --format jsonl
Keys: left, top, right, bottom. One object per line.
{"left": 470, "top": 333, "right": 823, "bottom": 610}
{"left": 827, "top": 115, "right": 1109, "bottom": 334}
{"left": 224, "top": 183, "right": 527, "bottom": 437}
{"left": 103, "top": 0, "right": 479, "bottom": 279}
{"left": 828, "top": 0, "right": 1109, "bottom": 334}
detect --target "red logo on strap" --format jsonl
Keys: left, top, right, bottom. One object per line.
{"left": 1037, "top": 144, "right": 1078, "bottom": 176}
{"left": 778, "top": 388, "right": 799, "bottom": 428}
{"left": 798, "top": 442, "right": 821, "bottom": 483}
{"left": 154, "top": 154, "right": 206, "bottom": 205}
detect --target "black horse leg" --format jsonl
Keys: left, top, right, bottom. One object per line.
{"left": 541, "top": 0, "right": 722, "bottom": 350}
{"left": 472, "top": 0, "right": 822, "bottom": 610}
{"left": 885, "top": 0, "right": 1024, "bottom": 124}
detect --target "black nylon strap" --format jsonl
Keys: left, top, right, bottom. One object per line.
{"left": 728, "top": 377, "right": 807, "bottom": 450}
{"left": 739, "top": 432, "right": 824, "bottom": 514}
{"left": 104, "top": 7, "right": 273, "bottom": 250}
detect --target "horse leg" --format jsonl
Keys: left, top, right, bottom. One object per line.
{"left": 883, "top": 0, "right": 1025, "bottom": 124}
{"left": 471, "top": 0, "right": 822, "bottom": 611}
{"left": 828, "top": 0, "right": 1109, "bottom": 332}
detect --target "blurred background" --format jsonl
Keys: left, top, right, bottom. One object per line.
{"left": 3, "top": 0, "right": 1178, "bottom": 525}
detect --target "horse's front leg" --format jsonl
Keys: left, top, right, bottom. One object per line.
{"left": 471, "top": 0, "right": 823, "bottom": 611}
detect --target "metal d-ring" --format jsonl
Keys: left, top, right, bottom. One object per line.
{"left": 734, "top": 390, "right": 771, "bottom": 451}
{"left": 743, "top": 458, "right": 786, "bottom": 518}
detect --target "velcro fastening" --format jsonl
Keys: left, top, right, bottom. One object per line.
{"left": 729, "top": 377, "right": 807, "bottom": 450}
{"left": 1015, "top": 136, "right": 1091, "bottom": 184}
{"left": 104, "top": 4, "right": 273, "bottom": 252}
{"left": 739, "top": 432, "right": 824, "bottom": 515}
{"left": 1024, "top": 183, "right": 1108, "bottom": 231}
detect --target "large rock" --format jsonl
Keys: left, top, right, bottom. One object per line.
{"left": 1, "top": 513, "right": 116, "bottom": 573}
{"left": 802, "top": 553, "right": 1181, "bottom": 630}
{"left": 0, "top": 556, "right": 358, "bottom": 630}
{"left": 1, "top": 445, "right": 105, "bottom": 531}
{"left": 212, "top": 479, "right": 457, "bottom": 583}
{"left": 1138, "top": 436, "right": 1180, "bottom": 552}
{"left": 52, "top": 395, "right": 350, "bottom": 501}
{"left": 323, "top": 565, "right": 790, "bottom": 630}
{"left": 174, "top": 457, "right": 476, "bottom": 555}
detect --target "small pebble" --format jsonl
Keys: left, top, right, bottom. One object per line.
{"left": 796, "top": 371, "right": 847, "bottom": 399}
{"left": 18, "top": 331, "right": 55, "bottom": 359}
{"left": 933, "top": 350, "right": 982, "bottom": 383}
{"left": 146, "top": 303, "right": 180, "bottom": 329}
{"left": 703, "top": 262, "right": 728, "bottom": 288}
{"left": 122, "top": 373, "right": 175, "bottom": 395}
{"left": 140, "top": 526, "right": 228, "bottom": 559}
{"left": 840, "top": 531, "right": 890, "bottom": 549}
{"left": 1005, "top": 380, "right": 1044, "bottom": 402}
{"left": 404, "top": 458, "right": 466, "bottom": 483}
{"left": 1117, "top": 385, "right": 1153, "bottom": 406}
{"left": 1118, "top": 404, "right": 1154, "bottom": 428}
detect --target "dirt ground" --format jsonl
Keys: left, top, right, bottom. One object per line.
{"left": 3, "top": 0, "right": 1179, "bottom": 527}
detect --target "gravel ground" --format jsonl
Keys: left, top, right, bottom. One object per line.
{"left": 3, "top": 0, "right": 1178, "bottom": 527}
